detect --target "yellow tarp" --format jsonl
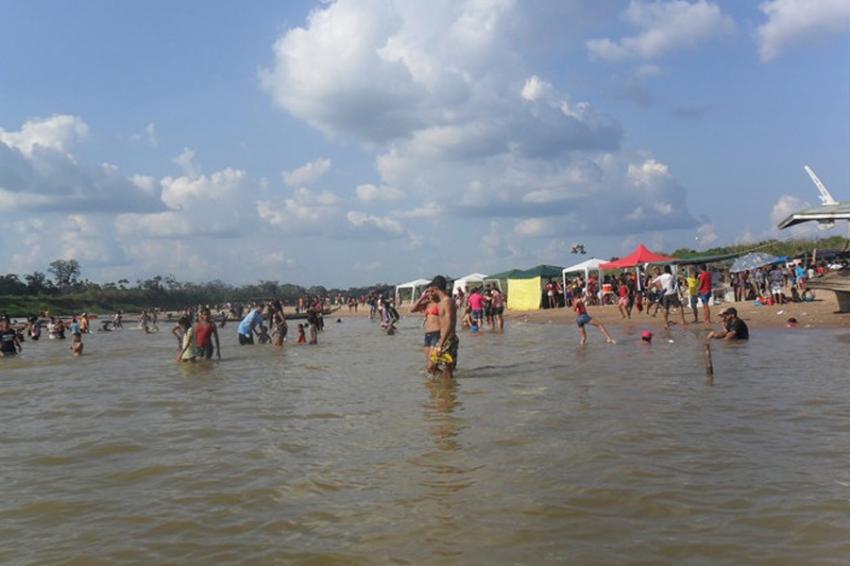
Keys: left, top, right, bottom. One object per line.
{"left": 507, "top": 276, "right": 542, "bottom": 311}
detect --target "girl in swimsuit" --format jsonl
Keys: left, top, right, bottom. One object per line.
{"left": 574, "top": 297, "right": 615, "bottom": 345}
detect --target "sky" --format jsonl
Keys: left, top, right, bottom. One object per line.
{"left": 1, "top": 0, "right": 849, "bottom": 287}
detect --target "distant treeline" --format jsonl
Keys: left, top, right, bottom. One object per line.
{"left": 0, "top": 259, "right": 390, "bottom": 316}
{"left": 669, "top": 236, "right": 848, "bottom": 261}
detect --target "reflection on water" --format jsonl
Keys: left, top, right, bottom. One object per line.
{"left": 1, "top": 318, "right": 850, "bottom": 564}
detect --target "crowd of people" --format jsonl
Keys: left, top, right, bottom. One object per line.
{"left": 9, "top": 255, "right": 838, "bottom": 371}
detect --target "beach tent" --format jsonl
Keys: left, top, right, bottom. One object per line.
{"left": 599, "top": 244, "right": 675, "bottom": 270}
{"left": 507, "top": 265, "right": 564, "bottom": 311}
{"left": 562, "top": 258, "right": 605, "bottom": 297}
{"left": 599, "top": 245, "right": 676, "bottom": 292}
{"left": 394, "top": 278, "right": 430, "bottom": 304}
{"left": 452, "top": 273, "right": 488, "bottom": 296}
{"left": 730, "top": 253, "right": 785, "bottom": 273}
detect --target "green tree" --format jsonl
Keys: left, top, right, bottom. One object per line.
{"left": 24, "top": 271, "right": 48, "bottom": 293}
{"left": 48, "top": 259, "right": 81, "bottom": 289}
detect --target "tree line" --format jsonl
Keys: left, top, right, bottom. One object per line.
{"left": 0, "top": 259, "right": 390, "bottom": 316}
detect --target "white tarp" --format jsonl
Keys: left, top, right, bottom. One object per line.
{"left": 451, "top": 273, "right": 488, "bottom": 296}
{"left": 394, "top": 278, "right": 430, "bottom": 303}
{"left": 562, "top": 258, "right": 605, "bottom": 299}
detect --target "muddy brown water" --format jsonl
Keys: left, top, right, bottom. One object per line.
{"left": 2, "top": 318, "right": 850, "bottom": 564}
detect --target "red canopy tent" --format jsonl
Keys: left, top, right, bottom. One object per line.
{"left": 599, "top": 244, "right": 675, "bottom": 270}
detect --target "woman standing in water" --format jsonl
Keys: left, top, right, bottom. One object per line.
{"left": 175, "top": 316, "right": 197, "bottom": 363}
{"left": 411, "top": 283, "right": 444, "bottom": 371}
{"left": 194, "top": 309, "right": 221, "bottom": 360}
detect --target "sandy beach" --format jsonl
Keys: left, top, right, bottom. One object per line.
{"left": 374, "top": 292, "right": 850, "bottom": 330}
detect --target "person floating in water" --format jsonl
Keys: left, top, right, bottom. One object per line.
{"left": 707, "top": 307, "right": 749, "bottom": 341}
{"left": 574, "top": 296, "right": 615, "bottom": 345}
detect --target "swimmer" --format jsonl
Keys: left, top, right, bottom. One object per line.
{"left": 574, "top": 297, "right": 615, "bottom": 345}
{"left": 296, "top": 323, "right": 306, "bottom": 344}
{"left": 786, "top": 317, "right": 798, "bottom": 328}
{"left": 641, "top": 330, "right": 653, "bottom": 343}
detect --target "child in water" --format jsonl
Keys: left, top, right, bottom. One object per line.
{"left": 175, "top": 316, "right": 196, "bottom": 363}
{"left": 574, "top": 296, "right": 615, "bottom": 345}
{"left": 257, "top": 325, "right": 272, "bottom": 344}
{"left": 296, "top": 324, "right": 306, "bottom": 344}
{"left": 70, "top": 330, "right": 84, "bottom": 356}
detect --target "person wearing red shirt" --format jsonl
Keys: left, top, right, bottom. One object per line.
{"left": 698, "top": 264, "right": 713, "bottom": 326}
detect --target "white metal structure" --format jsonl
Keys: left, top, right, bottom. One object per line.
{"left": 394, "top": 278, "right": 430, "bottom": 304}
{"left": 562, "top": 258, "right": 605, "bottom": 298}
{"left": 451, "top": 273, "right": 488, "bottom": 296}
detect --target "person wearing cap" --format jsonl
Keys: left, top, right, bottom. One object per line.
{"left": 707, "top": 307, "right": 749, "bottom": 341}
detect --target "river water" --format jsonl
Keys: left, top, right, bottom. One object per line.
{"left": 2, "top": 317, "right": 850, "bottom": 564}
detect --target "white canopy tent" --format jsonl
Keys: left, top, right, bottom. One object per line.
{"left": 452, "top": 273, "right": 489, "bottom": 296}
{"left": 394, "top": 278, "right": 430, "bottom": 304}
{"left": 562, "top": 258, "right": 605, "bottom": 298}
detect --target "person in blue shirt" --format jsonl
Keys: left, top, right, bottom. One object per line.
{"left": 237, "top": 304, "right": 266, "bottom": 345}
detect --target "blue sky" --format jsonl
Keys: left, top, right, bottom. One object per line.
{"left": 1, "top": 0, "right": 848, "bottom": 286}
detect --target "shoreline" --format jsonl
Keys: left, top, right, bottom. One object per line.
{"left": 386, "top": 293, "right": 850, "bottom": 330}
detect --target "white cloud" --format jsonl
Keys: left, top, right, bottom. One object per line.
{"left": 118, "top": 167, "right": 258, "bottom": 239}
{"left": 0, "top": 116, "right": 164, "bottom": 214}
{"left": 355, "top": 183, "right": 404, "bottom": 202}
{"left": 346, "top": 210, "right": 405, "bottom": 236}
{"left": 696, "top": 222, "right": 718, "bottom": 246}
{"left": 757, "top": 0, "right": 850, "bottom": 62}
{"left": 131, "top": 122, "right": 158, "bottom": 146}
{"left": 587, "top": 1, "right": 734, "bottom": 62}
{"left": 282, "top": 157, "right": 332, "bottom": 187}
{"left": 521, "top": 75, "right": 553, "bottom": 102}
{"left": 514, "top": 217, "right": 553, "bottom": 237}
{"left": 0, "top": 114, "right": 88, "bottom": 157}
{"left": 173, "top": 147, "right": 200, "bottom": 178}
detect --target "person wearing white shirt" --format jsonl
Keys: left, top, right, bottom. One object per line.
{"left": 652, "top": 265, "right": 687, "bottom": 329}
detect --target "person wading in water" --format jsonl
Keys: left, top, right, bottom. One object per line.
{"left": 413, "top": 276, "right": 458, "bottom": 379}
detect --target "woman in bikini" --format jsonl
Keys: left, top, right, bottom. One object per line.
{"left": 411, "top": 288, "right": 443, "bottom": 371}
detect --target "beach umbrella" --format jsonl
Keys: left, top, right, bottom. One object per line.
{"left": 730, "top": 252, "right": 780, "bottom": 273}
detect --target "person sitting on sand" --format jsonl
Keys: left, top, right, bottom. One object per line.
{"left": 573, "top": 296, "right": 615, "bottom": 345}
{"left": 707, "top": 307, "right": 749, "bottom": 341}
